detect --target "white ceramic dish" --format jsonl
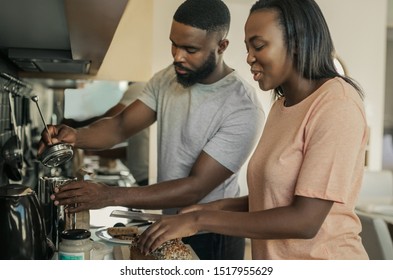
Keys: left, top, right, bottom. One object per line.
{"left": 95, "top": 228, "right": 132, "bottom": 245}
{"left": 95, "top": 225, "right": 149, "bottom": 245}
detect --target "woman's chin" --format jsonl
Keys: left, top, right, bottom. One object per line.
{"left": 257, "top": 81, "right": 271, "bottom": 92}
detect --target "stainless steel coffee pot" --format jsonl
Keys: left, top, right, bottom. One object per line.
{"left": 38, "top": 176, "right": 76, "bottom": 250}
{"left": 0, "top": 184, "right": 54, "bottom": 259}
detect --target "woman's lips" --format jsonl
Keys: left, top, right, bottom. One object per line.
{"left": 251, "top": 70, "right": 262, "bottom": 81}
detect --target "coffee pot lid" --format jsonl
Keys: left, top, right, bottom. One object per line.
{"left": 38, "top": 143, "right": 74, "bottom": 167}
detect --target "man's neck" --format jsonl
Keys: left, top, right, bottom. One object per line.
{"left": 200, "top": 62, "right": 233, "bottom": 85}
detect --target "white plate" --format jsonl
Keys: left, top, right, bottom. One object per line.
{"left": 95, "top": 228, "right": 133, "bottom": 245}
{"left": 95, "top": 225, "right": 150, "bottom": 245}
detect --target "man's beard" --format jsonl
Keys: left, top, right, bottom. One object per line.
{"left": 174, "top": 52, "right": 216, "bottom": 87}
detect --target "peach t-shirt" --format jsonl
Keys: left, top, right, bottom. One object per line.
{"left": 247, "top": 78, "right": 369, "bottom": 259}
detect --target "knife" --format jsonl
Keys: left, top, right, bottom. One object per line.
{"left": 110, "top": 210, "right": 164, "bottom": 222}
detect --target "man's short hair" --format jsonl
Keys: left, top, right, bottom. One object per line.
{"left": 173, "top": 0, "right": 230, "bottom": 35}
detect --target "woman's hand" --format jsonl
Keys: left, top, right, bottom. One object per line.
{"left": 138, "top": 201, "right": 219, "bottom": 254}
{"left": 138, "top": 212, "right": 200, "bottom": 255}
{"left": 50, "top": 180, "right": 113, "bottom": 212}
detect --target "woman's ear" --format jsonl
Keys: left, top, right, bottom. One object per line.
{"left": 218, "top": 38, "right": 229, "bottom": 54}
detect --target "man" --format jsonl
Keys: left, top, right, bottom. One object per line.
{"left": 38, "top": 0, "right": 264, "bottom": 259}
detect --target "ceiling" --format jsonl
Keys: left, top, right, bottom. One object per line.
{"left": 0, "top": 0, "right": 128, "bottom": 79}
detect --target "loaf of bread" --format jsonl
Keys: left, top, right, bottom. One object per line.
{"left": 129, "top": 235, "right": 193, "bottom": 260}
{"left": 107, "top": 226, "right": 138, "bottom": 240}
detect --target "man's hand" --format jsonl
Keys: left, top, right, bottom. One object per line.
{"left": 38, "top": 124, "right": 77, "bottom": 155}
{"left": 50, "top": 180, "right": 114, "bottom": 212}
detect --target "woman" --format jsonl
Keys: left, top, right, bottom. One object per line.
{"left": 139, "top": 0, "right": 369, "bottom": 260}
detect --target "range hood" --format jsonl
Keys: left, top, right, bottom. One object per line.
{"left": 0, "top": 0, "right": 128, "bottom": 77}
{"left": 8, "top": 48, "right": 90, "bottom": 74}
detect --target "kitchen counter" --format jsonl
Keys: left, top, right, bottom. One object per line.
{"left": 88, "top": 206, "right": 200, "bottom": 260}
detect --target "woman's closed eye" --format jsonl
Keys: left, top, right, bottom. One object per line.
{"left": 253, "top": 43, "right": 265, "bottom": 51}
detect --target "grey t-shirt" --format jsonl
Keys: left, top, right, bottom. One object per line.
{"left": 119, "top": 82, "right": 149, "bottom": 184}
{"left": 139, "top": 65, "right": 265, "bottom": 214}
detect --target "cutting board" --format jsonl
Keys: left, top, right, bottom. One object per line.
{"left": 113, "top": 245, "right": 199, "bottom": 260}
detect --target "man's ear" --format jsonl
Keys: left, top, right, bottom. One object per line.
{"left": 218, "top": 38, "right": 229, "bottom": 54}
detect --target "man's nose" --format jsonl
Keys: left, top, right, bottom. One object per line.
{"left": 173, "top": 47, "right": 186, "bottom": 62}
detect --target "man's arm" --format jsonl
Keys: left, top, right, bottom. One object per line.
{"left": 116, "top": 151, "right": 234, "bottom": 209}
{"left": 62, "top": 102, "right": 126, "bottom": 128}
{"left": 38, "top": 100, "right": 155, "bottom": 154}
{"left": 52, "top": 150, "right": 233, "bottom": 211}
{"left": 74, "top": 100, "right": 155, "bottom": 150}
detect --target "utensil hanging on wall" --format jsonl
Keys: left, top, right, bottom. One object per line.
{"left": 1, "top": 81, "right": 23, "bottom": 181}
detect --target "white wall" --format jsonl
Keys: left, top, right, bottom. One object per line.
{"left": 388, "top": 0, "right": 393, "bottom": 27}
{"left": 385, "top": 0, "right": 393, "bottom": 131}
{"left": 316, "top": 0, "right": 388, "bottom": 171}
{"left": 386, "top": 40, "right": 393, "bottom": 130}
{"left": 96, "top": 0, "right": 154, "bottom": 81}
{"left": 147, "top": 0, "right": 388, "bottom": 190}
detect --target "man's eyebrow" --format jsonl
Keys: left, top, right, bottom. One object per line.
{"left": 171, "top": 40, "right": 199, "bottom": 50}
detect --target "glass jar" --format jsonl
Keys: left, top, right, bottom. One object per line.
{"left": 58, "top": 229, "right": 92, "bottom": 260}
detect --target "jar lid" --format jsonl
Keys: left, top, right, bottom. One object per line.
{"left": 61, "top": 229, "right": 91, "bottom": 240}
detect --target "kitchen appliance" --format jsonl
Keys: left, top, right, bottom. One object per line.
{"left": 38, "top": 176, "right": 77, "bottom": 250}
{"left": 0, "top": 184, "right": 54, "bottom": 259}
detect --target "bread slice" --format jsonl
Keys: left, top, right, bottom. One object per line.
{"left": 107, "top": 226, "right": 138, "bottom": 240}
{"left": 129, "top": 235, "right": 193, "bottom": 260}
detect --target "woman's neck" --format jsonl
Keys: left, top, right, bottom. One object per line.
{"left": 281, "top": 77, "right": 329, "bottom": 107}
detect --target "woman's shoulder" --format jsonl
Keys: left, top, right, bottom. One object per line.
{"left": 322, "top": 77, "right": 361, "bottom": 97}
{"left": 311, "top": 77, "right": 366, "bottom": 120}
{"left": 315, "top": 77, "right": 363, "bottom": 107}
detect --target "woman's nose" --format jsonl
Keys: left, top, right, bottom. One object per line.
{"left": 246, "top": 52, "right": 256, "bottom": 66}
